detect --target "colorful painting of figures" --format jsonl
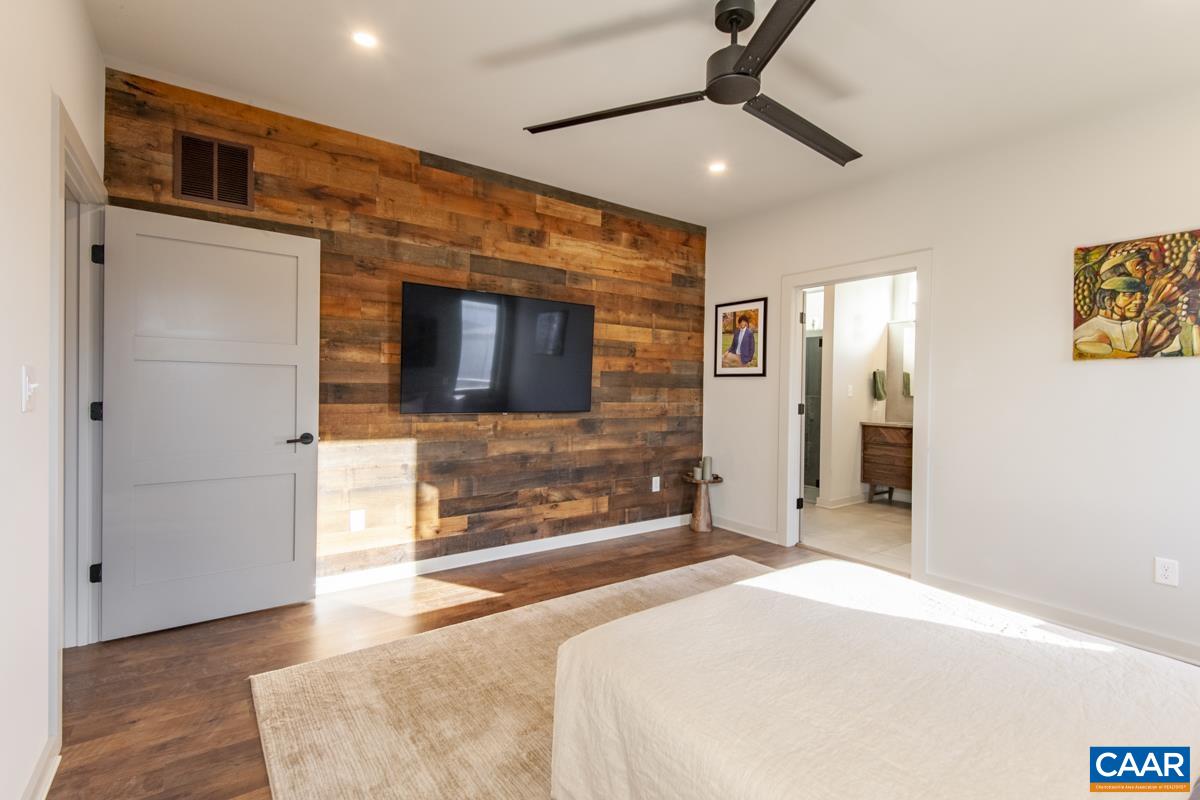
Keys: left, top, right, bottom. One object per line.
{"left": 715, "top": 297, "right": 767, "bottom": 376}
{"left": 1074, "top": 229, "right": 1200, "bottom": 359}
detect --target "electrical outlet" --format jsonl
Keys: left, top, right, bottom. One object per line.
{"left": 651, "top": 475, "right": 661, "bottom": 493}
{"left": 1154, "top": 557, "right": 1180, "bottom": 587}
{"left": 847, "top": 384, "right": 854, "bottom": 398}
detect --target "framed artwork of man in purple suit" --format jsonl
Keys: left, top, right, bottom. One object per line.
{"left": 715, "top": 297, "right": 767, "bottom": 377}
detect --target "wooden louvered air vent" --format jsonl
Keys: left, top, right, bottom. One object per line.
{"left": 173, "top": 131, "right": 254, "bottom": 210}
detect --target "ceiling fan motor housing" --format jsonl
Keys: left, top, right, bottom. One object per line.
{"left": 706, "top": 45, "right": 761, "bottom": 104}
{"left": 714, "top": 0, "right": 756, "bottom": 33}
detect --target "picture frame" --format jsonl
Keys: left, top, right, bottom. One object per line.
{"left": 714, "top": 297, "right": 767, "bottom": 377}
{"left": 1073, "top": 228, "right": 1200, "bottom": 360}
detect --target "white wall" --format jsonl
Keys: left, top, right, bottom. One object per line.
{"left": 705, "top": 87, "right": 1200, "bottom": 656}
{"left": 1, "top": 1, "right": 104, "bottom": 797}
{"left": 818, "top": 275, "right": 892, "bottom": 507}
{"left": 891, "top": 272, "right": 917, "bottom": 324}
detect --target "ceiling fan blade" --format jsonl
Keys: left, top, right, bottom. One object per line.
{"left": 743, "top": 94, "right": 861, "bottom": 165}
{"left": 734, "top": 0, "right": 819, "bottom": 77}
{"left": 525, "top": 91, "right": 706, "bottom": 134}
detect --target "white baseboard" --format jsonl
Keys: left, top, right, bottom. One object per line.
{"left": 313, "top": 510, "right": 1200, "bottom": 666}
{"left": 317, "top": 514, "right": 692, "bottom": 594}
{"left": 816, "top": 488, "right": 915, "bottom": 509}
{"left": 815, "top": 493, "right": 867, "bottom": 509}
{"left": 924, "top": 572, "right": 1200, "bottom": 666}
{"left": 713, "top": 516, "right": 778, "bottom": 544}
{"left": 22, "top": 736, "right": 60, "bottom": 800}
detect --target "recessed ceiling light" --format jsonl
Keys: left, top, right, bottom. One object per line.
{"left": 708, "top": 161, "right": 727, "bottom": 174}
{"left": 352, "top": 31, "right": 378, "bottom": 48}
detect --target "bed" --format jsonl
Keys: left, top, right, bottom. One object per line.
{"left": 551, "top": 559, "right": 1200, "bottom": 799}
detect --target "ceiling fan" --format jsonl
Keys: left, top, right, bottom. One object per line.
{"left": 523, "top": 0, "right": 861, "bottom": 166}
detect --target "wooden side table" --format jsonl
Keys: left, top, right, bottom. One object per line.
{"left": 681, "top": 474, "right": 723, "bottom": 532}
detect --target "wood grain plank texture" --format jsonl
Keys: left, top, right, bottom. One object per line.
{"left": 103, "top": 69, "right": 706, "bottom": 574}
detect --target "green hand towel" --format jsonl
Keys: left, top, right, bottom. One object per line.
{"left": 872, "top": 369, "right": 887, "bottom": 401}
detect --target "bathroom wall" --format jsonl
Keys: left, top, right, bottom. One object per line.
{"left": 818, "top": 275, "right": 893, "bottom": 507}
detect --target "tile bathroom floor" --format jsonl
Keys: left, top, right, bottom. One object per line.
{"left": 801, "top": 502, "right": 911, "bottom": 573}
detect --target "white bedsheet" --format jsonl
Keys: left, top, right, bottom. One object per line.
{"left": 551, "top": 560, "right": 1200, "bottom": 799}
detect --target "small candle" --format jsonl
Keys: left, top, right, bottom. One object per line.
{"left": 693, "top": 466, "right": 703, "bottom": 480}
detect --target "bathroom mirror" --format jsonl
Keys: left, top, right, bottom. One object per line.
{"left": 885, "top": 321, "right": 915, "bottom": 423}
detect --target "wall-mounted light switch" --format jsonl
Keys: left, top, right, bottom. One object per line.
{"left": 651, "top": 475, "right": 661, "bottom": 492}
{"left": 20, "top": 366, "right": 39, "bottom": 413}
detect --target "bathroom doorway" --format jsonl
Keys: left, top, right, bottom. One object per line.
{"left": 797, "top": 271, "right": 917, "bottom": 573}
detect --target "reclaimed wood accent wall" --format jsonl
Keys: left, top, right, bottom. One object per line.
{"left": 103, "top": 69, "right": 706, "bottom": 572}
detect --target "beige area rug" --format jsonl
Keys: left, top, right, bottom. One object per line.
{"left": 251, "top": 556, "right": 771, "bottom": 800}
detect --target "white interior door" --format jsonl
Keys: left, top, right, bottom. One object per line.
{"left": 101, "top": 206, "right": 320, "bottom": 640}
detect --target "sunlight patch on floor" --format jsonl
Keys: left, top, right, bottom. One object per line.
{"left": 741, "top": 561, "right": 1115, "bottom": 653}
{"left": 321, "top": 573, "right": 503, "bottom": 617}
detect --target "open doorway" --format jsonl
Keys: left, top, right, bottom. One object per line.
{"left": 798, "top": 271, "right": 917, "bottom": 573}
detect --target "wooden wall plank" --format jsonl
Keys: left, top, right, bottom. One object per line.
{"left": 104, "top": 68, "right": 705, "bottom": 575}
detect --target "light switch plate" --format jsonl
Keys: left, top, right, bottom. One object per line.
{"left": 651, "top": 475, "right": 661, "bottom": 493}
{"left": 20, "top": 366, "right": 39, "bottom": 413}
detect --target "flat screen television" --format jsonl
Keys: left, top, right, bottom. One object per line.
{"left": 399, "top": 283, "right": 595, "bottom": 414}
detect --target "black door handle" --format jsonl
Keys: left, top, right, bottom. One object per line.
{"left": 287, "top": 433, "right": 315, "bottom": 445}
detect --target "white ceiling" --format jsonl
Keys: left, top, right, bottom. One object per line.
{"left": 85, "top": 0, "right": 1200, "bottom": 225}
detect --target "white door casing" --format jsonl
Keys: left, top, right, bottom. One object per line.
{"left": 775, "top": 250, "right": 931, "bottom": 577}
{"left": 101, "top": 206, "right": 320, "bottom": 640}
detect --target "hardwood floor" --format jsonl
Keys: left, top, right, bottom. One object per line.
{"left": 50, "top": 527, "right": 823, "bottom": 799}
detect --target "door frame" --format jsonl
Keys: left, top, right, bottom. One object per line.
{"left": 49, "top": 97, "right": 106, "bottom": 770}
{"left": 56, "top": 102, "right": 106, "bottom": 649}
{"left": 775, "top": 250, "right": 932, "bottom": 580}
{"left": 62, "top": 199, "right": 105, "bottom": 648}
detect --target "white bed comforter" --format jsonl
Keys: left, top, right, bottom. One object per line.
{"left": 551, "top": 560, "right": 1200, "bottom": 800}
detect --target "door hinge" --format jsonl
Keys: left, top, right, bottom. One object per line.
{"left": 799, "top": 311, "right": 806, "bottom": 325}
{"left": 89, "top": 401, "right": 103, "bottom": 421}
{"left": 796, "top": 498, "right": 804, "bottom": 510}
{"left": 89, "top": 563, "right": 102, "bottom": 583}
{"left": 797, "top": 403, "right": 805, "bottom": 415}
{"left": 90, "top": 244, "right": 105, "bottom": 265}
